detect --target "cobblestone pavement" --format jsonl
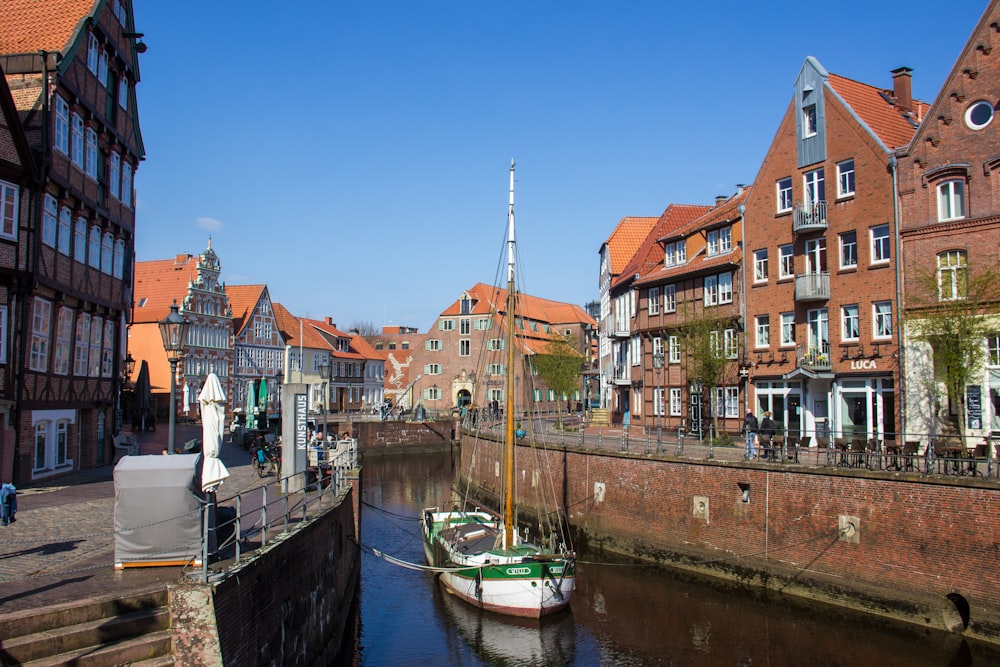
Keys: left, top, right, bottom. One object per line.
{"left": 0, "top": 424, "right": 264, "bottom": 615}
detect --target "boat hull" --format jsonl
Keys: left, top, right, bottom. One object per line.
{"left": 423, "top": 510, "right": 575, "bottom": 618}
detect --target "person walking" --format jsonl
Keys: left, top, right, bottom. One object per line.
{"left": 743, "top": 410, "right": 759, "bottom": 460}
{"left": 0, "top": 481, "right": 16, "bottom": 526}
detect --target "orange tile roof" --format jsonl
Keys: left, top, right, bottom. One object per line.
{"left": 302, "top": 318, "right": 365, "bottom": 360}
{"left": 602, "top": 216, "right": 658, "bottom": 276}
{"left": 0, "top": 0, "right": 95, "bottom": 54}
{"left": 273, "top": 303, "right": 331, "bottom": 350}
{"left": 828, "top": 73, "right": 925, "bottom": 150}
{"left": 133, "top": 255, "right": 199, "bottom": 323}
{"left": 613, "top": 204, "right": 713, "bottom": 290}
{"left": 440, "top": 283, "right": 594, "bottom": 329}
{"left": 225, "top": 285, "right": 267, "bottom": 337}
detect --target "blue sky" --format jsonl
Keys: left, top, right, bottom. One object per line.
{"left": 131, "top": 1, "right": 986, "bottom": 332}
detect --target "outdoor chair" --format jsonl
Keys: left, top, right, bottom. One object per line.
{"left": 902, "top": 441, "right": 919, "bottom": 472}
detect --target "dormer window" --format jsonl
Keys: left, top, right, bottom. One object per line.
{"left": 803, "top": 104, "right": 818, "bottom": 138}
{"left": 707, "top": 228, "right": 731, "bottom": 257}
{"left": 460, "top": 296, "right": 472, "bottom": 314}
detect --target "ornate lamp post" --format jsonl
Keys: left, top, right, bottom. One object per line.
{"left": 118, "top": 352, "right": 135, "bottom": 431}
{"left": 158, "top": 302, "right": 190, "bottom": 455}
{"left": 652, "top": 350, "right": 665, "bottom": 453}
{"left": 319, "top": 358, "right": 330, "bottom": 442}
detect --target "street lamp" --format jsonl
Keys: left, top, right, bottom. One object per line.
{"left": 158, "top": 302, "right": 190, "bottom": 455}
{"left": 319, "top": 358, "right": 330, "bottom": 442}
{"left": 118, "top": 352, "right": 135, "bottom": 432}
{"left": 652, "top": 350, "right": 665, "bottom": 453}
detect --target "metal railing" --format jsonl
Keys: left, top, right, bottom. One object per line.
{"left": 793, "top": 200, "right": 827, "bottom": 232}
{"left": 794, "top": 272, "right": 830, "bottom": 301}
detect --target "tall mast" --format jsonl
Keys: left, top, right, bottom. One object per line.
{"left": 503, "top": 159, "right": 517, "bottom": 549}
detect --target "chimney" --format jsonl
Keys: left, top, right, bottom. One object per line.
{"left": 325, "top": 316, "right": 336, "bottom": 327}
{"left": 891, "top": 67, "right": 913, "bottom": 113}
{"left": 715, "top": 195, "right": 727, "bottom": 206}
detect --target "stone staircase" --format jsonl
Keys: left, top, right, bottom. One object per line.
{"left": 0, "top": 587, "right": 174, "bottom": 666}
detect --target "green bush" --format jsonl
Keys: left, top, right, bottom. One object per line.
{"left": 712, "top": 431, "right": 735, "bottom": 448}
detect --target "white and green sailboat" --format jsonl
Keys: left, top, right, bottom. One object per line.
{"left": 422, "top": 161, "right": 576, "bottom": 618}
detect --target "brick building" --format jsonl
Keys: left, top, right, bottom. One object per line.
{"left": 0, "top": 0, "right": 143, "bottom": 484}
{"left": 227, "top": 284, "right": 283, "bottom": 424}
{"left": 896, "top": 0, "right": 1000, "bottom": 441}
{"left": 742, "top": 57, "right": 925, "bottom": 445}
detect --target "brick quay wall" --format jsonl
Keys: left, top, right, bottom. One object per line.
{"left": 454, "top": 431, "right": 1000, "bottom": 645}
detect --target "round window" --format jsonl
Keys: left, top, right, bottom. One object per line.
{"left": 965, "top": 100, "right": 995, "bottom": 130}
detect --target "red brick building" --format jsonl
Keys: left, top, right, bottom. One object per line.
{"left": 0, "top": 0, "right": 143, "bottom": 484}
{"left": 896, "top": 0, "right": 1000, "bottom": 442}
{"left": 742, "top": 57, "right": 925, "bottom": 446}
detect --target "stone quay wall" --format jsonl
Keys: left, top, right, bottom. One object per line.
{"left": 458, "top": 432, "right": 1000, "bottom": 645}
{"left": 206, "top": 481, "right": 361, "bottom": 666}
{"left": 353, "top": 419, "right": 456, "bottom": 455}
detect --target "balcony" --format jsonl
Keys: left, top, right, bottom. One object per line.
{"left": 798, "top": 342, "right": 832, "bottom": 371}
{"left": 612, "top": 364, "right": 632, "bottom": 386}
{"left": 793, "top": 201, "right": 828, "bottom": 233}
{"left": 795, "top": 272, "right": 830, "bottom": 301}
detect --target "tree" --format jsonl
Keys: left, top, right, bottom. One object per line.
{"left": 532, "top": 334, "right": 584, "bottom": 428}
{"left": 348, "top": 320, "right": 387, "bottom": 349}
{"left": 906, "top": 255, "right": 1000, "bottom": 439}
{"left": 679, "top": 314, "right": 731, "bottom": 441}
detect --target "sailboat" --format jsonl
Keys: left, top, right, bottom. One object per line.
{"left": 422, "top": 160, "right": 576, "bottom": 618}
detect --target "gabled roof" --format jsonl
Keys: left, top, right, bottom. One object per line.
{"left": 226, "top": 284, "right": 267, "bottom": 337}
{"left": 303, "top": 318, "right": 365, "bottom": 360}
{"left": 601, "top": 216, "right": 658, "bottom": 276}
{"left": 439, "top": 283, "right": 594, "bottom": 329}
{"left": 133, "top": 255, "right": 199, "bottom": 323}
{"left": 0, "top": 0, "right": 94, "bottom": 54}
{"left": 827, "top": 73, "right": 927, "bottom": 150}
{"left": 612, "top": 204, "right": 712, "bottom": 290}
{"left": 272, "top": 303, "right": 330, "bottom": 350}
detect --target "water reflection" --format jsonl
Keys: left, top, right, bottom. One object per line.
{"left": 349, "top": 450, "right": 997, "bottom": 667}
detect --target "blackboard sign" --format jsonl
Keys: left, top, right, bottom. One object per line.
{"left": 967, "top": 385, "right": 982, "bottom": 430}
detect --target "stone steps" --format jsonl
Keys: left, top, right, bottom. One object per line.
{"left": 0, "top": 586, "right": 173, "bottom": 665}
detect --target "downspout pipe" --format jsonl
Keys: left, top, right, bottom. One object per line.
{"left": 738, "top": 203, "right": 749, "bottom": 415}
{"left": 889, "top": 155, "right": 907, "bottom": 441}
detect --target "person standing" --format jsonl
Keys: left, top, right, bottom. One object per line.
{"left": 743, "top": 410, "right": 759, "bottom": 460}
{"left": 0, "top": 481, "right": 16, "bottom": 526}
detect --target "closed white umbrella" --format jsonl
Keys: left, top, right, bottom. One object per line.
{"left": 199, "top": 372, "right": 230, "bottom": 492}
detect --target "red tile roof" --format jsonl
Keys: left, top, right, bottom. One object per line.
{"left": 133, "top": 255, "right": 199, "bottom": 323}
{"left": 440, "top": 283, "right": 594, "bottom": 328}
{"left": 828, "top": 73, "right": 926, "bottom": 150}
{"left": 0, "top": 0, "right": 95, "bottom": 54}
{"left": 225, "top": 285, "right": 267, "bottom": 337}
{"left": 602, "top": 216, "right": 658, "bottom": 276}
{"left": 303, "top": 318, "right": 365, "bottom": 360}
{"left": 273, "top": 303, "right": 331, "bottom": 350}
{"left": 613, "top": 204, "right": 712, "bottom": 290}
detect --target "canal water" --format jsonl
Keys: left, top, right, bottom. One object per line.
{"left": 342, "top": 451, "right": 991, "bottom": 666}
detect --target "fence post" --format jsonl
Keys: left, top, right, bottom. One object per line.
{"left": 261, "top": 485, "right": 268, "bottom": 547}
{"left": 202, "top": 502, "right": 210, "bottom": 583}
{"left": 235, "top": 494, "right": 242, "bottom": 563}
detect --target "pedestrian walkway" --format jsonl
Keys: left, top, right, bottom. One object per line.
{"left": 0, "top": 424, "right": 261, "bottom": 615}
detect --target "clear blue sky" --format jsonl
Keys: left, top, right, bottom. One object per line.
{"left": 131, "top": 1, "right": 987, "bottom": 332}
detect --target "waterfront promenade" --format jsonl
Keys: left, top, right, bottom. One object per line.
{"left": 0, "top": 424, "right": 260, "bottom": 615}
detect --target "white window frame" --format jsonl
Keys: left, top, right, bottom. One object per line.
{"left": 663, "top": 284, "right": 676, "bottom": 313}
{"left": 648, "top": 287, "right": 660, "bottom": 315}
{"left": 669, "top": 388, "right": 683, "bottom": 416}
{"left": 780, "top": 312, "right": 795, "bottom": 347}
{"left": 0, "top": 179, "right": 18, "bottom": 240}
{"left": 870, "top": 224, "right": 890, "bottom": 264}
{"left": 753, "top": 249, "right": 768, "bottom": 283}
{"left": 937, "top": 179, "right": 966, "bottom": 222}
{"left": 717, "top": 272, "right": 733, "bottom": 304}
{"left": 459, "top": 340, "right": 470, "bottom": 356}
{"left": 724, "top": 386, "right": 739, "bottom": 418}
{"left": 42, "top": 195, "right": 58, "bottom": 248}
{"left": 652, "top": 388, "right": 665, "bottom": 417}
{"left": 101, "top": 232, "right": 114, "bottom": 274}
{"left": 837, "top": 158, "right": 855, "bottom": 198}
{"left": 122, "top": 161, "right": 133, "bottom": 207}
{"left": 839, "top": 231, "right": 857, "bottom": 269}
{"left": 118, "top": 73, "right": 129, "bottom": 109}
{"left": 54, "top": 95, "right": 69, "bottom": 155}
{"left": 113, "top": 239, "right": 125, "bottom": 279}
{"left": 779, "top": 244, "right": 794, "bottom": 279}
{"left": 842, "top": 304, "right": 860, "bottom": 341}
{"left": 668, "top": 335, "right": 680, "bottom": 364}
{"left": 755, "top": 315, "right": 770, "bottom": 348}
{"left": 30, "top": 297, "right": 52, "bottom": 372}
{"left": 89, "top": 315, "right": 103, "bottom": 377}
{"left": 87, "top": 33, "right": 99, "bottom": 73}
{"left": 53, "top": 307, "right": 72, "bottom": 375}
{"left": 937, "top": 250, "right": 968, "bottom": 301}
{"left": 109, "top": 151, "right": 121, "bottom": 199}
{"left": 804, "top": 167, "right": 825, "bottom": 205}
{"left": 704, "top": 275, "right": 718, "bottom": 306}
{"left": 777, "top": 177, "right": 793, "bottom": 212}
{"left": 74, "top": 217, "right": 87, "bottom": 263}
{"left": 71, "top": 113, "right": 85, "bottom": 169}
{"left": 803, "top": 104, "right": 817, "bottom": 137}
{"left": 873, "top": 301, "right": 892, "bottom": 340}
{"left": 57, "top": 206, "right": 71, "bottom": 254}
{"left": 102, "top": 320, "right": 114, "bottom": 377}
{"left": 724, "top": 328, "right": 738, "bottom": 359}
{"left": 88, "top": 226, "right": 101, "bottom": 268}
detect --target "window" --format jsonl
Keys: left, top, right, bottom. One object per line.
{"left": 486, "top": 338, "right": 504, "bottom": 351}
{"left": 707, "top": 228, "right": 731, "bottom": 256}
{"left": 777, "top": 177, "right": 793, "bottom": 212}
{"left": 0, "top": 179, "right": 18, "bottom": 240}
{"left": 651, "top": 336, "right": 664, "bottom": 358}
{"left": 753, "top": 249, "right": 768, "bottom": 283}
{"left": 803, "top": 168, "right": 825, "bottom": 205}
{"left": 460, "top": 296, "right": 472, "bottom": 314}
{"left": 873, "top": 301, "right": 892, "bottom": 339}
{"left": 724, "top": 387, "right": 739, "bottom": 418}
{"left": 937, "top": 250, "right": 968, "bottom": 301}
{"left": 988, "top": 334, "right": 1000, "bottom": 366}
{"left": 74, "top": 218, "right": 87, "bottom": 263}
{"left": 102, "top": 320, "right": 114, "bottom": 377}
{"left": 460, "top": 340, "right": 470, "bottom": 356}
{"left": 870, "top": 224, "right": 890, "bottom": 264}
{"left": 97, "top": 49, "right": 108, "bottom": 88}
{"left": 53, "top": 307, "right": 73, "bottom": 375}
{"left": 122, "top": 161, "right": 133, "bottom": 207}
{"left": 779, "top": 244, "right": 794, "bottom": 278}
{"left": 42, "top": 195, "right": 57, "bottom": 248}
{"left": 87, "top": 33, "right": 99, "bottom": 73}
{"left": 101, "top": 232, "right": 113, "bottom": 274}
{"left": 460, "top": 318, "right": 470, "bottom": 335}
{"left": 704, "top": 273, "right": 732, "bottom": 306}
{"left": 71, "top": 113, "right": 84, "bottom": 169}
{"left": 652, "top": 388, "right": 664, "bottom": 417}
{"left": 937, "top": 180, "right": 966, "bottom": 221}
{"left": 663, "top": 284, "right": 676, "bottom": 313}
{"left": 30, "top": 297, "right": 51, "bottom": 372}
{"left": 755, "top": 315, "right": 770, "bottom": 348}
{"left": 113, "top": 239, "right": 125, "bottom": 279}
{"left": 57, "top": 207, "right": 71, "bottom": 254}
{"left": 88, "top": 226, "right": 101, "bottom": 268}
{"left": 487, "top": 363, "right": 505, "bottom": 376}
{"left": 424, "top": 386, "right": 441, "bottom": 401}
{"left": 114, "top": 0, "right": 127, "bottom": 25}
{"left": 118, "top": 73, "right": 129, "bottom": 109}
{"left": 668, "top": 335, "right": 680, "bottom": 363}
{"left": 109, "top": 152, "right": 121, "bottom": 199}
{"left": 704, "top": 275, "right": 717, "bottom": 306}
{"left": 839, "top": 231, "right": 857, "bottom": 269}
{"left": 439, "top": 319, "right": 455, "bottom": 331}
{"left": 54, "top": 95, "right": 69, "bottom": 155}
{"left": 0, "top": 305, "right": 6, "bottom": 363}
{"left": 424, "top": 363, "right": 442, "bottom": 375}
{"left": 842, "top": 305, "right": 860, "bottom": 341}
{"left": 780, "top": 312, "right": 795, "bottom": 347}
{"left": 966, "top": 100, "right": 994, "bottom": 130}
{"left": 803, "top": 104, "right": 817, "bottom": 137}
{"left": 89, "top": 315, "right": 103, "bottom": 377}
{"left": 805, "top": 237, "right": 826, "bottom": 274}
{"left": 669, "top": 388, "right": 683, "bottom": 416}
{"left": 724, "top": 328, "right": 738, "bottom": 359}
{"left": 837, "top": 159, "right": 855, "bottom": 197}
{"left": 648, "top": 287, "right": 660, "bottom": 315}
